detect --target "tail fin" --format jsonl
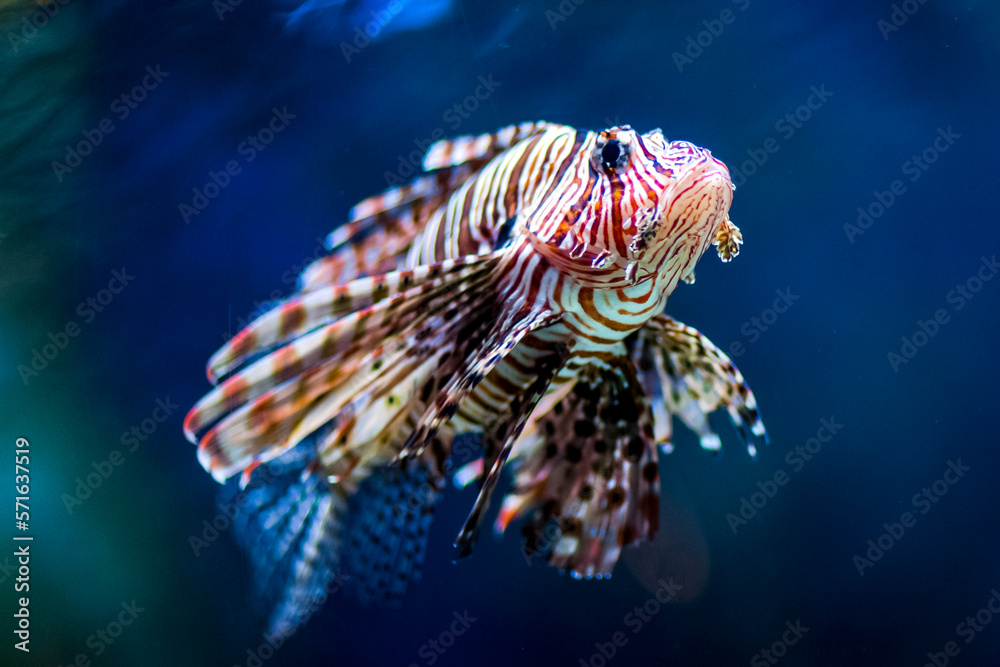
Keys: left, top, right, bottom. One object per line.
{"left": 223, "top": 439, "right": 345, "bottom": 640}
{"left": 339, "top": 460, "right": 442, "bottom": 606}
{"left": 226, "top": 435, "right": 445, "bottom": 637}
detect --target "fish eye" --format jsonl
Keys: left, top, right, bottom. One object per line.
{"left": 594, "top": 135, "right": 631, "bottom": 173}
{"left": 601, "top": 140, "right": 622, "bottom": 167}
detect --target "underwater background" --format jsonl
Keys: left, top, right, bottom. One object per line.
{"left": 1, "top": 0, "right": 999, "bottom": 665}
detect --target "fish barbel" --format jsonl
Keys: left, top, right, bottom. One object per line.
{"left": 184, "top": 122, "right": 767, "bottom": 636}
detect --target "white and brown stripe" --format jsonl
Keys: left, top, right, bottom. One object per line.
{"left": 400, "top": 124, "right": 737, "bottom": 434}
{"left": 185, "top": 121, "right": 764, "bottom": 590}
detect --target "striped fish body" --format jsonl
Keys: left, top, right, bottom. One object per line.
{"left": 401, "top": 124, "right": 738, "bottom": 430}
{"left": 185, "top": 122, "right": 766, "bottom": 634}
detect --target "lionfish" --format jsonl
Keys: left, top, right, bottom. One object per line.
{"left": 184, "top": 121, "right": 767, "bottom": 636}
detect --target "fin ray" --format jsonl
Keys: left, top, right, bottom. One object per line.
{"left": 499, "top": 360, "right": 660, "bottom": 578}
{"left": 453, "top": 339, "right": 571, "bottom": 558}
{"left": 423, "top": 121, "right": 554, "bottom": 170}
{"left": 639, "top": 314, "right": 768, "bottom": 456}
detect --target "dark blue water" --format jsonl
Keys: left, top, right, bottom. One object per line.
{"left": 2, "top": 1, "right": 998, "bottom": 665}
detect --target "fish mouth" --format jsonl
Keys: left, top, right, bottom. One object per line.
{"left": 625, "top": 152, "right": 735, "bottom": 285}
{"left": 673, "top": 152, "right": 735, "bottom": 239}
{"left": 639, "top": 153, "right": 734, "bottom": 251}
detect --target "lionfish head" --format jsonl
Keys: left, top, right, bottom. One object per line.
{"left": 526, "top": 125, "right": 741, "bottom": 289}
